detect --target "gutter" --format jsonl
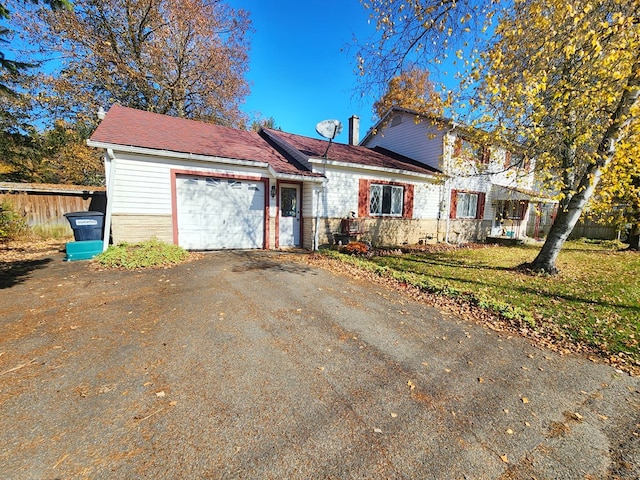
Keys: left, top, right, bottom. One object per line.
{"left": 307, "top": 157, "right": 438, "bottom": 180}
{"left": 86, "top": 140, "right": 273, "bottom": 171}
{"left": 102, "top": 148, "right": 117, "bottom": 252}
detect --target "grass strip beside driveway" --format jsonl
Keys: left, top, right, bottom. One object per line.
{"left": 319, "top": 240, "right": 640, "bottom": 375}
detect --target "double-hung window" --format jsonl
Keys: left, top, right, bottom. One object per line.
{"left": 455, "top": 137, "right": 490, "bottom": 164}
{"left": 370, "top": 184, "right": 403, "bottom": 216}
{"left": 450, "top": 189, "right": 485, "bottom": 220}
{"left": 456, "top": 192, "right": 479, "bottom": 218}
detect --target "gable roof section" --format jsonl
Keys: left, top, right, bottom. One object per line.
{"left": 264, "top": 129, "right": 441, "bottom": 176}
{"left": 88, "top": 105, "right": 319, "bottom": 177}
{"left": 362, "top": 106, "right": 525, "bottom": 154}
{"left": 360, "top": 107, "right": 454, "bottom": 146}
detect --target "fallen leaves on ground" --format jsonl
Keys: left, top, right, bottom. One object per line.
{"left": 0, "top": 239, "right": 67, "bottom": 262}
{"left": 302, "top": 253, "right": 639, "bottom": 377}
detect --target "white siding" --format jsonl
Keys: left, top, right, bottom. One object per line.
{"left": 313, "top": 164, "right": 440, "bottom": 220}
{"left": 112, "top": 159, "right": 172, "bottom": 214}
{"left": 318, "top": 168, "right": 361, "bottom": 218}
{"left": 302, "top": 182, "right": 316, "bottom": 217}
{"left": 110, "top": 151, "right": 268, "bottom": 215}
{"left": 413, "top": 183, "right": 441, "bottom": 219}
{"left": 363, "top": 113, "right": 445, "bottom": 171}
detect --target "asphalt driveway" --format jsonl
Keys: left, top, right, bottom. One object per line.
{"left": 1, "top": 250, "right": 639, "bottom": 479}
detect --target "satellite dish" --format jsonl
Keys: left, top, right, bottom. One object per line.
{"left": 316, "top": 119, "right": 343, "bottom": 140}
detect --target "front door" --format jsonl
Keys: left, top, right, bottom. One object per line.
{"left": 279, "top": 184, "right": 300, "bottom": 247}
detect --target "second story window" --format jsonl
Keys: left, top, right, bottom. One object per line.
{"left": 454, "top": 137, "right": 490, "bottom": 164}
{"left": 505, "top": 151, "right": 530, "bottom": 171}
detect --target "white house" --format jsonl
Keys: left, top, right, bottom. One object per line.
{"left": 87, "top": 105, "right": 443, "bottom": 251}
{"left": 361, "top": 107, "right": 551, "bottom": 243}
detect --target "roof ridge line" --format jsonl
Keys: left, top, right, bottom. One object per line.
{"left": 259, "top": 129, "right": 314, "bottom": 172}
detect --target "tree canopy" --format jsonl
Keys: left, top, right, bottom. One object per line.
{"left": 1, "top": 0, "right": 253, "bottom": 185}
{"left": 372, "top": 67, "right": 443, "bottom": 119}
{"left": 589, "top": 113, "right": 640, "bottom": 249}
{"left": 1, "top": 0, "right": 69, "bottom": 94}
{"left": 12, "top": 0, "right": 252, "bottom": 127}
{"left": 359, "top": 0, "right": 640, "bottom": 273}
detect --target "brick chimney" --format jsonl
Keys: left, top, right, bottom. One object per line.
{"left": 348, "top": 115, "right": 360, "bottom": 145}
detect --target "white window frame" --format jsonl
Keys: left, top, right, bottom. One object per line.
{"left": 370, "top": 184, "right": 404, "bottom": 216}
{"left": 456, "top": 192, "right": 479, "bottom": 219}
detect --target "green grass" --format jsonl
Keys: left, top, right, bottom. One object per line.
{"left": 94, "top": 238, "right": 190, "bottom": 269}
{"left": 30, "top": 224, "right": 74, "bottom": 240}
{"left": 324, "top": 240, "right": 640, "bottom": 369}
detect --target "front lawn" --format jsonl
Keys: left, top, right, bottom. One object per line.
{"left": 320, "top": 240, "right": 639, "bottom": 374}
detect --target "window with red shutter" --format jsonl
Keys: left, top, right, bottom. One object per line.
{"left": 451, "top": 190, "right": 485, "bottom": 219}
{"left": 358, "top": 179, "right": 414, "bottom": 219}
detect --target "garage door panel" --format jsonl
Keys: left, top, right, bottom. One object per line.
{"left": 176, "top": 175, "right": 265, "bottom": 250}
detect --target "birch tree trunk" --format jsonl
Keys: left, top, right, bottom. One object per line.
{"left": 525, "top": 59, "right": 640, "bottom": 273}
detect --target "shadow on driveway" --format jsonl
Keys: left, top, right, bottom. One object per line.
{"left": 0, "top": 258, "right": 53, "bottom": 289}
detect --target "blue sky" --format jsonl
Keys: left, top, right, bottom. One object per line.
{"left": 227, "top": 0, "right": 379, "bottom": 140}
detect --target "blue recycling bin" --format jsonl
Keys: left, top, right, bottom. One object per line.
{"left": 64, "top": 211, "right": 104, "bottom": 241}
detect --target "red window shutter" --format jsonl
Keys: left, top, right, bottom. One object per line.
{"left": 523, "top": 156, "right": 531, "bottom": 172}
{"left": 450, "top": 189, "right": 458, "bottom": 219}
{"left": 476, "top": 192, "right": 486, "bottom": 220}
{"left": 403, "top": 184, "right": 414, "bottom": 218}
{"left": 482, "top": 146, "right": 490, "bottom": 164}
{"left": 518, "top": 200, "right": 529, "bottom": 219}
{"left": 505, "top": 151, "right": 511, "bottom": 168}
{"left": 358, "top": 179, "right": 369, "bottom": 217}
{"left": 454, "top": 137, "right": 462, "bottom": 156}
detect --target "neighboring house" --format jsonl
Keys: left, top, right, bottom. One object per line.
{"left": 361, "top": 107, "right": 551, "bottom": 243}
{"left": 87, "top": 105, "right": 442, "bottom": 251}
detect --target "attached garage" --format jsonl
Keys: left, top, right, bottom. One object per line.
{"left": 175, "top": 175, "right": 266, "bottom": 250}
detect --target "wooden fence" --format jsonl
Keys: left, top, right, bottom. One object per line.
{"left": 526, "top": 202, "right": 619, "bottom": 240}
{"left": 0, "top": 182, "right": 106, "bottom": 236}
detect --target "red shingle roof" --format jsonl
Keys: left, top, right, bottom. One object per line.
{"left": 264, "top": 129, "right": 440, "bottom": 176}
{"left": 89, "top": 105, "right": 318, "bottom": 177}
{"left": 90, "top": 105, "right": 439, "bottom": 179}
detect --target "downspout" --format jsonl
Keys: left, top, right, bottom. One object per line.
{"left": 313, "top": 182, "right": 326, "bottom": 251}
{"left": 314, "top": 186, "right": 320, "bottom": 251}
{"left": 444, "top": 177, "right": 451, "bottom": 244}
{"left": 102, "top": 148, "right": 117, "bottom": 252}
{"left": 443, "top": 125, "right": 459, "bottom": 244}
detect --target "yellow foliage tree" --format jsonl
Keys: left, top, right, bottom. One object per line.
{"left": 475, "top": 0, "right": 639, "bottom": 272}
{"left": 589, "top": 115, "right": 640, "bottom": 249}
{"left": 359, "top": 0, "right": 640, "bottom": 273}
{"left": 372, "top": 68, "right": 443, "bottom": 119}
{"left": 41, "top": 120, "right": 104, "bottom": 185}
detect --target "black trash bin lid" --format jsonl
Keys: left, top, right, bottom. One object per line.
{"left": 64, "top": 211, "right": 104, "bottom": 218}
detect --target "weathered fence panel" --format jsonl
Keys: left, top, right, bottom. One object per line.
{"left": 0, "top": 183, "right": 106, "bottom": 235}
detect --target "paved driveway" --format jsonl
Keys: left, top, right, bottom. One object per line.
{"left": 1, "top": 251, "right": 638, "bottom": 479}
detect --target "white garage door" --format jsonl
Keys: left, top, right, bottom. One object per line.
{"left": 176, "top": 175, "right": 265, "bottom": 250}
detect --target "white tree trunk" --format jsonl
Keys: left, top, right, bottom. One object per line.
{"left": 526, "top": 59, "right": 640, "bottom": 274}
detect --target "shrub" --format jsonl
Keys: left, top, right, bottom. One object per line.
{"left": 341, "top": 241, "right": 370, "bottom": 255}
{"left": 0, "top": 200, "right": 28, "bottom": 242}
{"left": 94, "top": 238, "right": 190, "bottom": 269}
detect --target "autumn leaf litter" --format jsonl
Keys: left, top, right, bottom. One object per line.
{"left": 301, "top": 250, "right": 639, "bottom": 377}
